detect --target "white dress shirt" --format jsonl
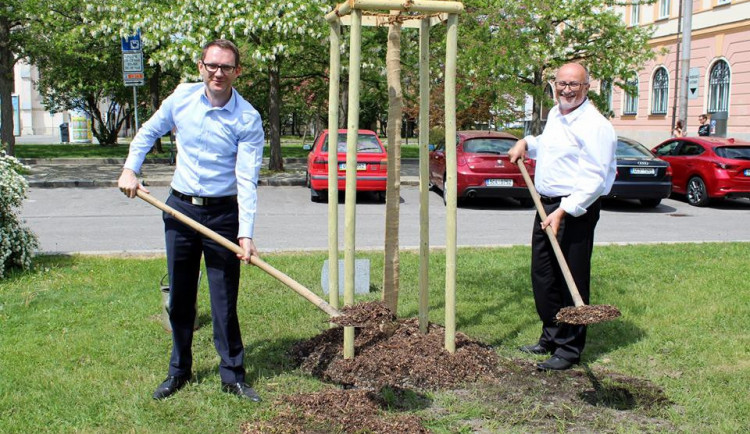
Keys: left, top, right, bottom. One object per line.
{"left": 124, "top": 82, "right": 265, "bottom": 238}
{"left": 524, "top": 98, "right": 617, "bottom": 217}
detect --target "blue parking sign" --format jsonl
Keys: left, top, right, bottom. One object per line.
{"left": 121, "top": 30, "right": 142, "bottom": 52}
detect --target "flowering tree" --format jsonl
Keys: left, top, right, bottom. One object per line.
{"left": 85, "top": 0, "right": 332, "bottom": 169}
{"left": 458, "top": 0, "right": 656, "bottom": 134}
{"left": 0, "top": 152, "right": 38, "bottom": 278}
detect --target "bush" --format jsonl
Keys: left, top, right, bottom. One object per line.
{"left": 0, "top": 150, "right": 38, "bottom": 278}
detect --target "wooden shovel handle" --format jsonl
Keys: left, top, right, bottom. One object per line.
{"left": 516, "top": 161, "right": 585, "bottom": 307}
{"left": 136, "top": 190, "right": 341, "bottom": 317}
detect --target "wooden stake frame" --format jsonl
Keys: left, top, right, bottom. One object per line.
{"left": 326, "top": 0, "right": 464, "bottom": 356}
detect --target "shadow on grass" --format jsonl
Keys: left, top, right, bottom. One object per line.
{"left": 2, "top": 254, "right": 79, "bottom": 283}
{"left": 580, "top": 364, "right": 671, "bottom": 411}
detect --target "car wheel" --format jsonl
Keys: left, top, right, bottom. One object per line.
{"left": 640, "top": 198, "right": 662, "bottom": 208}
{"left": 686, "top": 176, "right": 709, "bottom": 207}
{"left": 376, "top": 191, "right": 386, "bottom": 203}
{"left": 305, "top": 171, "right": 311, "bottom": 188}
{"left": 310, "top": 188, "right": 323, "bottom": 203}
{"left": 518, "top": 198, "right": 534, "bottom": 208}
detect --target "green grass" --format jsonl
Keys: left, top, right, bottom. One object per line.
{"left": 14, "top": 137, "right": 421, "bottom": 159}
{"left": 1, "top": 243, "right": 747, "bottom": 432}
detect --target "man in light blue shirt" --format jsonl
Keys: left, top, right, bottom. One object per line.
{"left": 118, "top": 39, "right": 264, "bottom": 401}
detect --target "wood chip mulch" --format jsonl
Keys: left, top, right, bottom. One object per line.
{"left": 241, "top": 389, "right": 429, "bottom": 434}
{"left": 291, "top": 315, "right": 502, "bottom": 390}
{"left": 329, "top": 301, "right": 397, "bottom": 327}
{"left": 556, "top": 304, "right": 622, "bottom": 325}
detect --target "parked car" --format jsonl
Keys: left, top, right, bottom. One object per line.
{"left": 304, "top": 129, "right": 387, "bottom": 202}
{"left": 428, "top": 130, "right": 534, "bottom": 207}
{"left": 605, "top": 137, "right": 672, "bottom": 208}
{"left": 652, "top": 136, "right": 750, "bottom": 206}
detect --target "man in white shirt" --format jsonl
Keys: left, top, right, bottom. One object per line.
{"left": 508, "top": 63, "right": 617, "bottom": 371}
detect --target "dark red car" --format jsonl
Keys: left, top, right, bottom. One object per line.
{"left": 429, "top": 130, "right": 534, "bottom": 206}
{"left": 652, "top": 136, "right": 750, "bottom": 206}
{"left": 304, "top": 129, "right": 387, "bottom": 202}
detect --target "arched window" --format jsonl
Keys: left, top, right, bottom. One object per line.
{"left": 708, "top": 60, "right": 730, "bottom": 113}
{"left": 624, "top": 76, "right": 639, "bottom": 115}
{"left": 651, "top": 67, "right": 668, "bottom": 115}
{"left": 601, "top": 80, "right": 613, "bottom": 114}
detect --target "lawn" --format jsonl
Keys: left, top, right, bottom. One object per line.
{"left": 1, "top": 244, "right": 748, "bottom": 432}
{"left": 13, "top": 137, "right": 422, "bottom": 160}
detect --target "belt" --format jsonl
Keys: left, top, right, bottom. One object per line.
{"left": 170, "top": 188, "right": 237, "bottom": 206}
{"left": 538, "top": 194, "right": 564, "bottom": 204}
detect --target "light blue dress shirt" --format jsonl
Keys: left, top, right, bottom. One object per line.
{"left": 124, "top": 82, "right": 264, "bottom": 238}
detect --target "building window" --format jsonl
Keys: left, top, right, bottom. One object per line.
{"left": 716, "top": 0, "right": 731, "bottom": 5}
{"left": 659, "top": 0, "right": 670, "bottom": 19}
{"left": 624, "top": 77, "right": 639, "bottom": 115}
{"left": 708, "top": 60, "right": 730, "bottom": 113}
{"left": 631, "top": 3, "right": 640, "bottom": 25}
{"left": 651, "top": 67, "right": 669, "bottom": 115}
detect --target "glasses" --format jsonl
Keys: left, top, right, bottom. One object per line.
{"left": 554, "top": 81, "right": 588, "bottom": 90}
{"left": 201, "top": 61, "right": 237, "bottom": 74}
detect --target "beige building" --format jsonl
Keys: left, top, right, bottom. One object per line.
{"left": 12, "top": 61, "right": 67, "bottom": 138}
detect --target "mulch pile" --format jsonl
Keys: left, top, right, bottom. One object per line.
{"left": 556, "top": 304, "right": 622, "bottom": 325}
{"left": 241, "top": 388, "right": 428, "bottom": 434}
{"left": 329, "top": 301, "right": 397, "bottom": 327}
{"left": 292, "top": 314, "right": 501, "bottom": 390}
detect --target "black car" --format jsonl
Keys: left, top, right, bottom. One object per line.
{"left": 605, "top": 137, "right": 672, "bottom": 208}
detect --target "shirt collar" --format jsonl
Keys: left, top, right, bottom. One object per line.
{"left": 199, "top": 87, "right": 237, "bottom": 111}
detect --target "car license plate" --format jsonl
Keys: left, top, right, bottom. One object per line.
{"left": 745, "top": 169, "right": 750, "bottom": 176}
{"left": 486, "top": 179, "right": 513, "bottom": 187}
{"left": 338, "top": 163, "right": 367, "bottom": 171}
{"left": 630, "top": 167, "right": 656, "bottom": 175}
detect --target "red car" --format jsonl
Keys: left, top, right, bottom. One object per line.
{"left": 652, "top": 136, "right": 750, "bottom": 206}
{"left": 304, "top": 129, "right": 387, "bottom": 202}
{"left": 429, "top": 130, "right": 534, "bottom": 207}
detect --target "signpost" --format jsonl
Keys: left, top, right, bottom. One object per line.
{"left": 688, "top": 67, "right": 700, "bottom": 100}
{"left": 121, "top": 31, "right": 144, "bottom": 131}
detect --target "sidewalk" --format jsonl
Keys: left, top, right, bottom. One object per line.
{"left": 21, "top": 158, "right": 420, "bottom": 188}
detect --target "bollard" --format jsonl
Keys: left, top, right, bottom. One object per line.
{"left": 160, "top": 272, "right": 201, "bottom": 332}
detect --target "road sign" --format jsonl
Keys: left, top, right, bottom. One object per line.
{"left": 121, "top": 31, "right": 142, "bottom": 52}
{"left": 122, "top": 51, "right": 143, "bottom": 72}
{"left": 688, "top": 67, "right": 700, "bottom": 100}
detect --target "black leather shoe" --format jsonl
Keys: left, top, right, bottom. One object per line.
{"left": 222, "top": 382, "right": 262, "bottom": 402}
{"left": 536, "top": 355, "right": 575, "bottom": 371}
{"left": 153, "top": 375, "right": 190, "bottom": 400}
{"left": 519, "top": 343, "right": 551, "bottom": 355}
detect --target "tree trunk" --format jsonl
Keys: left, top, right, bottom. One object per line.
{"left": 0, "top": 17, "right": 16, "bottom": 155}
{"left": 529, "top": 68, "right": 544, "bottom": 136}
{"left": 149, "top": 65, "right": 163, "bottom": 153}
{"left": 268, "top": 59, "right": 283, "bottom": 171}
{"left": 383, "top": 13, "right": 403, "bottom": 313}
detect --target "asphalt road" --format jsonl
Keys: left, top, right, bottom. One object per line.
{"left": 21, "top": 185, "right": 750, "bottom": 255}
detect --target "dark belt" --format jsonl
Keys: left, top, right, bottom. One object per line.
{"left": 538, "top": 194, "right": 564, "bottom": 204}
{"left": 170, "top": 188, "right": 237, "bottom": 206}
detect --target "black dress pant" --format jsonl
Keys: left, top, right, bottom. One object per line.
{"left": 163, "top": 194, "right": 245, "bottom": 383}
{"left": 531, "top": 198, "right": 601, "bottom": 362}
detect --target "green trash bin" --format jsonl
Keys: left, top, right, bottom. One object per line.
{"left": 160, "top": 272, "right": 201, "bottom": 332}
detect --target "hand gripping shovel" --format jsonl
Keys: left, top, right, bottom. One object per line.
{"left": 136, "top": 190, "right": 342, "bottom": 318}
{"left": 516, "top": 161, "right": 621, "bottom": 325}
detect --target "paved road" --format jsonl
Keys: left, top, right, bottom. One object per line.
{"left": 21, "top": 185, "right": 750, "bottom": 254}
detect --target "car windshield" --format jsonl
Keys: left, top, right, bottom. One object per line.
{"left": 715, "top": 146, "right": 750, "bottom": 160}
{"left": 462, "top": 138, "right": 515, "bottom": 154}
{"left": 322, "top": 133, "right": 383, "bottom": 153}
{"left": 617, "top": 139, "right": 653, "bottom": 158}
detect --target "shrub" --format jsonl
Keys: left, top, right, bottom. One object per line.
{"left": 0, "top": 150, "right": 38, "bottom": 278}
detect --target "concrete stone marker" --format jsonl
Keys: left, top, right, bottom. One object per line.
{"left": 321, "top": 259, "right": 370, "bottom": 295}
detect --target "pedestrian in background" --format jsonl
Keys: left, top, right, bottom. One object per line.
{"left": 698, "top": 114, "right": 710, "bottom": 136}
{"left": 672, "top": 119, "right": 685, "bottom": 138}
{"left": 118, "top": 39, "right": 265, "bottom": 401}
{"left": 508, "top": 63, "right": 617, "bottom": 371}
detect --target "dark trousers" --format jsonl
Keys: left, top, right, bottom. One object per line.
{"left": 531, "top": 198, "right": 601, "bottom": 362}
{"left": 163, "top": 194, "right": 245, "bottom": 383}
